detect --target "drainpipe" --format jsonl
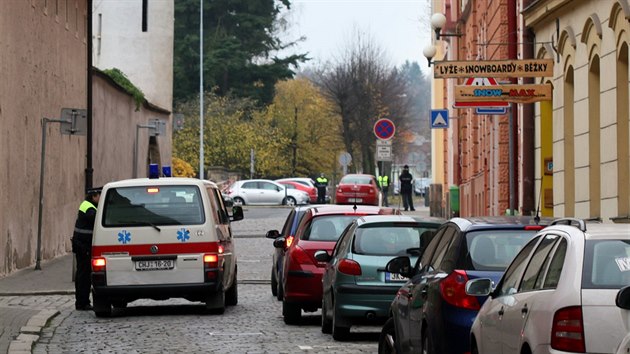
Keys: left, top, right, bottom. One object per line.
{"left": 522, "top": 28, "right": 536, "bottom": 216}
{"left": 86, "top": 0, "right": 94, "bottom": 191}
{"left": 508, "top": 0, "right": 518, "bottom": 213}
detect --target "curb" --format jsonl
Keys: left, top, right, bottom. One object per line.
{"left": 8, "top": 309, "right": 59, "bottom": 354}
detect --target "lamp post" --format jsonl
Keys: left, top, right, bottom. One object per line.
{"left": 430, "top": 13, "right": 462, "bottom": 40}
{"left": 423, "top": 44, "right": 437, "bottom": 67}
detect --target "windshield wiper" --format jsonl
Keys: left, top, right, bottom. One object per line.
{"left": 126, "top": 221, "right": 161, "bottom": 232}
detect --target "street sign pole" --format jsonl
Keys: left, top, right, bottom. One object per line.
{"left": 508, "top": 103, "right": 516, "bottom": 215}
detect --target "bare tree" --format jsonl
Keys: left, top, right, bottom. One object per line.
{"left": 313, "top": 29, "right": 412, "bottom": 175}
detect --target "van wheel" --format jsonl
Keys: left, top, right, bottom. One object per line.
{"left": 205, "top": 291, "right": 225, "bottom": 314}
{"left": 92, "top": 292, "right": 112, "bottom": 318}
{"left": 271, "top": 269, "right": 278, "bottom": 296}
{"left": 225, "top": 279, "right": 238, "bottom": 306}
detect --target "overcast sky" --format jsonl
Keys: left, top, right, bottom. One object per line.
{"left": 279, "top": 0, "right": 432, "bottom": 70}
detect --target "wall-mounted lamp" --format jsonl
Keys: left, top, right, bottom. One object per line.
{"left": 423, "top": 44, "right": 437, "bottom": 67}
{"left": 431, "top": 13, "right": 462, "bottom": 40}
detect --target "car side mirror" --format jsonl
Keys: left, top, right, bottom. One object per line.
{"left": 230, "top": 206, "right": 244, "bottom": 221}
{"left": 385, "top": 256, "right": 413, "bottom": 278}
{"left": 265, "top": 230, "right": 281, "bottom": 239}
{"left": 616, "top": 285, "right": 630, "bottom": 310}
{"left": 273, "top": 237, "right": 287, "bottom": 249}
{"left": 465, "top": 278, "right": 493, "bottom": 297}
{"left": 314, "top": 250, "right": 331, "bottom": 263}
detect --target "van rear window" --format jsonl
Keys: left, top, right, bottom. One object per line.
{"left": 102, "top": 185, "right": 205, "bottom": 227}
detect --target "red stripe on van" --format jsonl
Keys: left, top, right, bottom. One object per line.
{"left": 92, "top": 242, "right": 219, "bottom": 256}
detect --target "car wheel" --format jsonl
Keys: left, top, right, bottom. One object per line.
{"left": 270, "top": 268, "right": 278, "bottom": 296}
{"left": 378, "top": 317, "right": 398, "bottom": 354}
{"left": 332, "top": 301, "right": 350, "bottom": 341}
{"left": 92, "top": 291, "right": 112, "bottom": 318}
{"left": 282, "top": 301, "right": 301, "bottom": 325}
{"left": 283, "top": 196, "right": 296, "bottom": 206}
{"left": 233, "top": 197, "right": 245, "bottom": 206}
{"left": 422, "top": 327, "right": 434, "bottom": 354}
{"left": 276, "top": 281, "right": 284, "bottom": 301}
{"left": 321, "top": 297, "right": 332, "bottom": 334}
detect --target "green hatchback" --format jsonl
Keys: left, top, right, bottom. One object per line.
{"left": 316, "top": 215, "right": 444, "bottom": 340}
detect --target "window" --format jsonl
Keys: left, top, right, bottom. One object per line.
{"left": 520, "top": 234, "right": 558, "bottom": 292}
{"left": 416, "top": 227, "right": 445, "bottom": 271}
{"left": 260, "top": 182, "right": 279, "bottom": 191}
{"left": 466, "top": 230, "right": 540, "bottom": 271}
{"left": 584, "top": 240, "right": 630, "bottom": 289}
{"left": 354, "top": 224, "right": 432, "bottom": 256}
{"left": 495, "top": 236, "right": 540, "bottom": 297}
{"left": 542, "top": 238, "right": 567, "bottom": 289}
{"left": 429, "top": 227, "right": 456, "bottom": 271}
{"left": 102, "top": 185, "right": 205, "bottom": 227}
{"left": 241, "top": 182, "right": 257, "bottom": 189}
{"left": 280, "top": 210, "right": 296, "bottom": 236}
{"left": 333, "top": 222, "right": 356, "bottom": 258}
{"left": 302, "top": 215, "right": 359, "bottom": 241}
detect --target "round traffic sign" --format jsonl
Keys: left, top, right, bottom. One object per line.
{"left": 374, "top": 118, "right": 396, "bottom": 140}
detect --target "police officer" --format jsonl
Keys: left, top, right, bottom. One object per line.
{"left": 315, "top": 173, "right": 328, "bottom": 204}
{"left": 72, "top": 187, "right": 101, "bottom": 311}
{"left": 377, "top": 174, "right": 390, "bottom": 206}
{"left": 399, "top": 165, "right": 415, "bottom": 211}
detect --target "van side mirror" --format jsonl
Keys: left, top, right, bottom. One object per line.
{"left": 230, "top": 206, "right": 244, "bottom": 221}
{"left": 616, "top": 285, "right": 630, "bottom": 309}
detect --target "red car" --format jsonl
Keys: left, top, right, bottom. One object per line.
{"left": 335, "top": 174, "right": 380, "bottom": 206}
{"left": 278, "top": 204, "right": 400, "bottom": 324}
{"left": 277, "top": 180, "right": 318, "bottom": 204}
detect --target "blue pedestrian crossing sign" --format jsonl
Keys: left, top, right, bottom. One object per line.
{"left": 430, "top": 109, "right": 449, "bottom": 129}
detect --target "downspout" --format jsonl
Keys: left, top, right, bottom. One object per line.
{"left": 86, "top": 0, "right": 93, "bottom": 191}
{"left": 522, "top": 27, "right": 536, "bottom": 216}
{"left": 508, "top": 0, "right": 518, "bottom": 212}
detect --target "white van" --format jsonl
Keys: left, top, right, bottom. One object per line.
{"left": 90, "top": 177, "right": 243, "bottom": 317}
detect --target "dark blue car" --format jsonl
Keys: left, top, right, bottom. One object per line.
{"left": 378, "top": 216, "right": 550, "bottom": 354}
{"left": 266, "top": 205, "right": 314, "bottom": 300}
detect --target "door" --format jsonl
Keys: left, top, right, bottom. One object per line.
{"left": 207, "top": 186, "right": 235, "bottom": 289}
{"left": 240, "top": 181, "right": 262, "bottom": 204}
{"left": 259, "top": 181, "right": 283, "bottom": 204}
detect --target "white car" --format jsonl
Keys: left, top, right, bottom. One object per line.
{"left": 466, "top": 218, "right": 630, "bottom": 354}
{"left": 227, "top": 179, "right": 309, "bottom": 206}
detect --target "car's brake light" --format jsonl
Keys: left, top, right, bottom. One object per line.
{"left": 551, "top": 306, "right": 585, "bottom": 352}
{"left": 285, "top": 235, "right": 294, "bottom": 248}
{"left": 288, "top": 245, "right": 313, "bottom": 266}
{"left": 439, "top": 270, "right": 480, "bottom": 310}
{"left": 203, "top": 253, "right": 219, "bottom": 281}
{"left": 525, "top": 225, "right": 544, "bottom": 231}
{"left": 91, "top": 257, "right": 106, "bottom": 272}
{"left": 338, "top": 259, "right": 362, "bottom": 276}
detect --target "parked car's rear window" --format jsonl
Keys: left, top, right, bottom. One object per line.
{"left": 583, "top": 239, "right": 630, "bottom": 289}
{"left": 465, "top": 230, "right": 538, "bottom": 271}
{"left": 102, "top": 185, "right": 205, "bottom": 227}
{"left": 353, "top": 223, "right": 436, "bottom": 256}
{"left": 302, "top": 215, "right": 359, "bottom": 241}
{"left": 340, "top": 176, "right": 373, "bottom": 185}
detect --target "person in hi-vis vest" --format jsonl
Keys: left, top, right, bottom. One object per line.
{"left": 378, "top": 174, "right": 390, "bottom": 206}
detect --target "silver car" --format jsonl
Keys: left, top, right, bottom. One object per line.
{"left": 467, "top": 218, "right": 630, "bottom": 354}
{"left": 227, "top": 179, "right": 309, "bottom": 206}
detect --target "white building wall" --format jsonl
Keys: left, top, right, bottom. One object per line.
{"left": 92, "top": 0, "right": 174, "bottom": 111}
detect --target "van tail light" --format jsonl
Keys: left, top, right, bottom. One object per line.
{"left": 91, "top": 257, "right": 106, "bottom": 272}
{"left": 338, "top": 259, "right": 362, "bottom": 276}
{"left": 288, "top": 245, "right": 313, "bottom": 266}
{"left": 285, "top": 235, "right": 294, "bottom": 248}
{"left": 440, "top": 270, "right": 480, "bottom": 310}
{"left": 551, "top": 306, "right": 585, "bottom": 352}
{"left": 203, "top": 253, "right": 219, "bottom": 281}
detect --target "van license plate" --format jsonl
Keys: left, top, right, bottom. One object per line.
{"left": 386, "top": 272, "right": 408, "bottom": 282}
{"left": 135, "top": 259, "right": 174, "bottom": 271}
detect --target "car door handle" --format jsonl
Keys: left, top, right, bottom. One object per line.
{"left": 521, "top": 305, "right": 528, "bottom": 315}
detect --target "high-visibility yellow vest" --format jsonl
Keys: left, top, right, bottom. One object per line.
{"left": 378, "top": 175, "right": 389, "bottom": 187}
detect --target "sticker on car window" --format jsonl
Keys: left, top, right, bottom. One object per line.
{"left": 615, "top": 257, "right": 630, "bottom": 272}
{"left": 118, "top": 230, "right": 131, "bottom": 244}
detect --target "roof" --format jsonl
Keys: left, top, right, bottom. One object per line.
{"left": 449, "top": 216, "right": 554, "bottom": 231}
{"left": 104, "top": 177, "right": 215, "bottom": 189}
{"left": 308, "top": 204, "right": 396, "bottom": 216}
{"left": 548, "top": 223, "right": 630, "bottom": 241}
{"left": 356, "top": 215, "right": 444, "bottom": 226}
